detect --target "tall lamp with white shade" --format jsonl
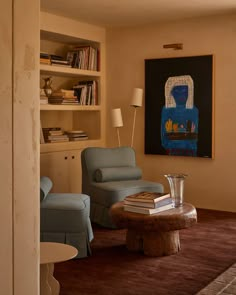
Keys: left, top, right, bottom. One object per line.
{"left": 111, "top": 108, "right": 123, "bottom": 147}
{"left": 130, "top": 88, "right": 143, "bottom": 147}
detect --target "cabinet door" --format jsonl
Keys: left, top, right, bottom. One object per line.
{"left": 40, "top": 151, "right": 70, "bottom": 193}
{"left": 40, "top": 149, "right": 82, "bottom": 194}
{"left": 68, "top": 150, "right": 82, "bottom": 193}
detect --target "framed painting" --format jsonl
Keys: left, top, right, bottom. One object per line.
{"left": 145, "top": 55, "right": 214, "bottom": 158}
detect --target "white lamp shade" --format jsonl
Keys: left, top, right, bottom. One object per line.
{"left": 131, "top": 88, "right": 143, "bottom": 107}
{"left": 112, "top": 108, "right": 123, "bottom": 127}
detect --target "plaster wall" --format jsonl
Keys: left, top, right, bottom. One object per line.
{"left": 0, "top": 0, "right": 13, "bottom": 293}
{"left": 0, "top": 0, "right": 40, "bottom": 294}
{"left": 106, "top": 13, "right": 236, "bottom": 212}
{"left": 13, "top": 0, "right": 40, "bottom": 293}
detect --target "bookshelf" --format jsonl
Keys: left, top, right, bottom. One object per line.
{"left": 40, "top": 12, "right": 106, "bottom": 192}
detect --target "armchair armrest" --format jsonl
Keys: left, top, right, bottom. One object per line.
{"left": 40, "top": 176, "right": 53, "bottom": 202}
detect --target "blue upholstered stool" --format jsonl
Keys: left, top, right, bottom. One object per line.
{"left": 40, "top": 177, "right": 94, "bottom": 258}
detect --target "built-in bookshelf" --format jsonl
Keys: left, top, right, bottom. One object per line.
{"left": 39, "top": 12, "right": 106, "bottom": 193}
{"left": 40, "top": 13, "right": 106, "bottom": 154}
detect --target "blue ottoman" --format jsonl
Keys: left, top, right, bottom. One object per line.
{"left": 40, "top": 177, "right": 94, "bottom": 258}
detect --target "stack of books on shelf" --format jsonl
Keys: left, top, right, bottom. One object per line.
{"left": 73, "top": 80, "right": 98, "bottom": 105}
{"left": 65, "top": 130, "right": 88, "bottom": 141}
{"left": 40, "top": 52, "right": 71, "bottom": 67}
{"left": 50, "top": 54, "right": 71, "bottom": 68}
{"left": 42, "top": 127, "right": 69, "bottom": 143}
{"left": 40, "top": 52, "right": 51, "bottom": 65}
{"left": 66, "top": 45, "right": 99, "bottom": 71}
{"left": 61, "top": 89, "right": 79, "bottom": 105}
{"left": 48, "top": 89, "right": 79, "bottom": 105}
{"left": 123, "top": 192, "right": 174, "bottom": 215}
{"left": 40, "top": 88, "right": 48, "bottom": 104}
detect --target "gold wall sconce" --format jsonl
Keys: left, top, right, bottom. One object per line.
{"left": 163, "top": 43, "right": 183, "bottom": 50}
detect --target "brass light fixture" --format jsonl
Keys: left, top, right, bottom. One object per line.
{"left": 163, "top": 43, "right": 183, "bottom": 50}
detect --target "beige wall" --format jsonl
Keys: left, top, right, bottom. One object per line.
{"left": 0, "top": 0, "right": 13, "bottom": 292}
{"left": 0, "top": 0, "right": 40, "bottom": 294}
{"left": 14, "top": 0, "right": 40, "bottom": 293}
{"left": 106, "top": 13, "right": 236, "bottom": 212}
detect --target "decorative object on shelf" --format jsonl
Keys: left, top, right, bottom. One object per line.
{"left": 130, "top": 88, "right": 143, "bottom": 147}
{"left": 43, "top": 76, "right": 53, "bottom": 97}
{"left": 164, "top": 173, "right": 187, "bottom": 207}
{"left": 111, "top": 108, "right": 123, "bottom": 147}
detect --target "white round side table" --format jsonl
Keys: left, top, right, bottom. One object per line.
{"left": 40, "top": 242, "right": 78, "bottom": 295}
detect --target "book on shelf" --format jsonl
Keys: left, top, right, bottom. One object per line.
{"left": 124, "top": 197, "right": 173, "bottom": 209}
{"left": 40, "top": 58, "right": 51, "bottom": 65}
{"left": 51, "top": 59, "right": 70, "bottom": 65}
{"left": 48, "top": 138, "right": 69, "bottom": 143}
{"left": 40, "top": 52, "right": 50, "bottom": 59}
{"left": 42, "top": 127, "right": 61, "bottom": 132}
{"left": 68, "top": 136, "right": 88, "bottom": 141}
{"left": 47, "top": 135, "right": 69, "bottom": 140}
{"left": 123, "top": 203, "right": 174, "bottom": 215}
{"left": 73, "top": 80, "right": 98, "bottom": 105}
{"left": 40, "top": 97, "right": 48, "bottom": 104}
{"left": 42, "top": 127, "right": 62, "bottom": 142}
{"left": 49, "top": 130, "right": 64, "bottom": 136}
{"left": 40, "top": 88, "right": 48, "bottom": 104}
{"left": 65, "top": 130, "right": 88, "bottom": 141}
{"left": 125, "top": 191, "right": 170, "bottom": 203}
{"left": 51, "top": 63, "right": 72, "bottom": 68}
{"left": 40, "top": 53, "right": 71, "bottom": 67}
{"left": 66, "top": 45, "right": 99, "bottom": 71}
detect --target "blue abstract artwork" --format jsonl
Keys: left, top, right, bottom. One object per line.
{"left": 145, "top": 55, "right": 213, "bottom": 158}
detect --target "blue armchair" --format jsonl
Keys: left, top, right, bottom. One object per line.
{"left": 81, "top": 146, "right": 164, "bottom": 228}
{"left": 40, "top": 176, "right": 94, "bottom": 258}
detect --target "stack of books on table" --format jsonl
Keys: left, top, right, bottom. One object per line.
{"left": 123, "top": 192, "right": 174, "bottom": 215}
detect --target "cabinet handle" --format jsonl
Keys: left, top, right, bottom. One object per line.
{"left": 64, "top": 156, "right": 68, "bottom": 160}
{"left": 72, "top": 156, "right": 75, "bottom": 159}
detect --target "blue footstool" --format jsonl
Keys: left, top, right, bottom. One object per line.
{"left": 40, "top": 176, "right": 94, "bottom": 258}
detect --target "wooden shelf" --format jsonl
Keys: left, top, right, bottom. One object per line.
{"left": 40, "top": 64, "right": 101, "bottom": 78}
{"left": 40, "top": 139, "right": 103, "bottom": 153}
{"left": 40, "top": 104, "right": 101, "bottom": 111}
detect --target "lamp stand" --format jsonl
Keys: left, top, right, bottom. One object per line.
{"left": 131, "top": 107, "right": 137, "bottom": 148}
{"left": 116, "top": 127, "right": 121, "bottom": 147}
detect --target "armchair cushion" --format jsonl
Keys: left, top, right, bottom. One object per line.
{"left": 40, "top": 176, "right": 53, "bottom": 202}
{"left": 94, "top": 166, "right": 142, "bottom": 183}
{"left": 90, "top": 180, "right": 164, "bottom": 207}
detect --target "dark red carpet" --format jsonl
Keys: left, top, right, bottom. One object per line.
{"left": 54, "top": 209, "right": 236, "bottom": 295}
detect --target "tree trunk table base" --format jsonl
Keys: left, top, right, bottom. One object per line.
{"left": 110, "top": 202, "right": 197, "bottom": 257}
{"left": 126, "top": 229, "right": 180, "bottom": 256}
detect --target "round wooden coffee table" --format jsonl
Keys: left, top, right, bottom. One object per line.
{"left": 110, "top": 202, "right": 197, "bottom": 257}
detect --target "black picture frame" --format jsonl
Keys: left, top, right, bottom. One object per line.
{"left": 145, "top": 55, "right": 214, "bottom": 158}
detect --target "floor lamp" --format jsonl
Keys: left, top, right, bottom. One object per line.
{"left": 111, "top": 108, "right": 123, "bottom": 147}
{"left": 130, "top": 88, "right": 143, "bottom": 147}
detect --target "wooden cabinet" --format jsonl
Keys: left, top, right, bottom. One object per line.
{"left": 40, "top": 150, "right": 82, "bottom": 193}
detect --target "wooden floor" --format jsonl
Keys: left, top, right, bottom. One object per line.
{"left": 54, "top": 208, "right": 236, "bottom": 295}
